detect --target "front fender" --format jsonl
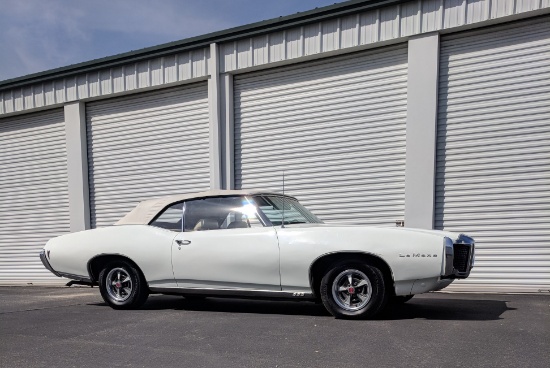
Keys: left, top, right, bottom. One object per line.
{"left": 276, "top": 226, "right": 446, "bottom": 291}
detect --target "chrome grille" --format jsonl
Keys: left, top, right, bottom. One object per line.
{"left": 453, "top": 244, "right": 470, "bottom": 273}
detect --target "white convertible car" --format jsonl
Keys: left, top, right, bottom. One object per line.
{"left": 40, "top": 190, "right": 474, "bottom": 319}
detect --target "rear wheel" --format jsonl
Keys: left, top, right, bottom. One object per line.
{"left": 320, "top": 262, "right": 387, "bottom": 319}
{"left": 99, "top": 261, "right": 149, "bottom": 309}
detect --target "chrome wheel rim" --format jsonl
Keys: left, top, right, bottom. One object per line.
{"left": 331, "top": 269, "right": 372, "bottom": 311}
{"left": 106, "top": 268, "right": 133, "bottom": 302}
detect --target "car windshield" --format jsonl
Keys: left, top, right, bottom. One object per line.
{"left": 252, "top": 195, "right": 322, "bottom": 226}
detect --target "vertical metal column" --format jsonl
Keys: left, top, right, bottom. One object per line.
{"left": 64, "top": 102, "right": 90, "bottom": 231}
{"left": 208, "top": 43, "right": 223, "bottom": 190}
{"left": 221, "top": 73, "right": 234, "bottom": 190}
{"left": 404, "top": 33, "right": 440, "bottom": 229}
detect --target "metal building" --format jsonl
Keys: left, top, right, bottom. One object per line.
{"left": 0, "top": 0, "right": 549, "bottom": 292}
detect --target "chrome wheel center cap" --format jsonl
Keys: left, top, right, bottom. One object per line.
{"left": 348, "top": 286, "right": 355, "bottom": 294}
{"left": 115, "top": 282, "right": 122, "bottom": 288}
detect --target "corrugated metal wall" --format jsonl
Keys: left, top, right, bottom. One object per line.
{"left": 0, "top": 109, "right": 70, "bottom": 284}
{"left": 435, "top": 17, "right": 550, "bottom": 292}
{"left": 87, "top": 84, "right": 211, "bottom": 228}
{"left": 1, "top": 48, "right": 210, "bottom": 116}
{"left": 235, "top": 45, "right": 408, "bottom": 226}
{"left": 220, "top": 0, "right": 550, "bottom": 73}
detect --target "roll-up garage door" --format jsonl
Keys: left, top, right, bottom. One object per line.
{"left": 235, "top": 45, "right": 408, "bottom": 226}
{"left": 0, "top": 109, "right": 70, "bottom": 285}
{"left": 87, "top": 84, "right": 210, "bottom": 228}
{"left": 436, "top": 17, "right": 550, "bottom": 293}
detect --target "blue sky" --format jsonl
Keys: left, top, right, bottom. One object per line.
{"left": 0, "top": 0, "right": 348, "bottom": 82}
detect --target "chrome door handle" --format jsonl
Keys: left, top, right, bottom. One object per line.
{"left": 176, "top": 240, "right": 191, "bottom": 245}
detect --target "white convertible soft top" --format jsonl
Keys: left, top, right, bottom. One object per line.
{"left": 115, "top": 189, "right": 293, "bottom": 225}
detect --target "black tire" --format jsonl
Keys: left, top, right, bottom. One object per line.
{"left": 391, "top": 295, "right": 414, "bottom": 304}
{"left": 98, "top": 260, "right": 149, "bottom": 309}
{"left": 320, "top": 261, "right": 388, "bottom": 319}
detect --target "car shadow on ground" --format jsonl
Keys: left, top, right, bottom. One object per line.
{"left": 90, "top": 295, "right": 514, "bottom": 321}
{"left": 377, "top": 298, "right": 515, "bottom": 321}
{"left": 115, "top": 295, "right": 331, "bottom": 316}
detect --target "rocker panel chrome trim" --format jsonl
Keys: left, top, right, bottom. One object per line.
{"left": 149, "top": 287, "right": 315, "bottom": 300}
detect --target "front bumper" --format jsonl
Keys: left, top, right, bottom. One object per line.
{"left": 39, "top": 249, "right": 61, "bottom": 277}
{"left": 442, "top": 234, "right": 475, "bottom": 279}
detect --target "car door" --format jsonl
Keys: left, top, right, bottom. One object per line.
{"left": 171, "top": 196, "right": 281, "bottom": 291}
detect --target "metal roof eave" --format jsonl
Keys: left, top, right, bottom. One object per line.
{"left": 0, "top": 0, "right": 405, "bottom": 90}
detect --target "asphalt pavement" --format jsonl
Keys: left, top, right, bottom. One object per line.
{"left": 0, "top": 286, "right": 548, "bottom": 368}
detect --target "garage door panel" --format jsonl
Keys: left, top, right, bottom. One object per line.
{"left": 440, "top": 217, "right": 548, "bottom": 229}
{"left": 437, "top": 159, "right": 548, "bottom": 175}
{"left": 89, "top": 116, "right": 209, "bottom": 141}
{"left": 0, "top": 121, "right": 65, "bottom": 139}
{"left": 438, "top": 107, "right": 550, "bottom": 125}
{"left": 91, "top": 171, "right": 212, "bottom": 191}
{"left": 476, "top": 248, "right": 550, "bottom": 256}
{"left": 235, "top": 45, "right": 407, "bottom": 226}
{"left": 440, "top": 99, "right": 550, "bottom": 119}
{"left": 90, "top": 135, "right": 210, "bottom": 156}
{"left": 237, "top": 114, "right": 406, "bottom": 139}
{"left": 440, "top": 25, "right": 550, "bottom": 54}
{"left": 239, "top": 133, "right": 404, "bottom": 155}
{"left": 236, "top": 49, "right": 406, "bottom": 88}
{"left": 90, "top": 108, "right": 209, "bottom": 134}
{"left": 236, "top": 54, "right": 407, "bottom": 86}
{"left": 239, "top": 136, "right": 405, "bottom": 156}
{"left": 236, "top": 95, "right": 406, "bottom": 123}
{"left": 436, "top": 18, "right": 550, "bottom": 292}
{"left": 0, "top": 133, "right": 67, "bottom": 151}
{"left": 438, "top": 164, "right": 550, "bottom": 179}
{"left": 236, "top": 75, "right": 408, "bottom": 100}
{"left": 442, "top": 44, "right": 550, "bottom": 76}
{"left": 436, "top": 190, "right": 550, "bottom": 204}
{"left": 442, "top": 88, "right": 550, "bottom": 113}
{"left": 89, "top": 159, "right": 210, "bottom": 177}
{"left": 240, "top": 112, "right": 408, "bottom": 135}
{"left": 236, "top": 71, "right": 408, "bottom": 98}
{"left": 237, "top": 108, "right": 407, "bottom": 130}
{"left": 87, "top": 85, "right": 210, "bottom": 228}
{"left": 241, "top": 157, "right": 405, "bottom": 177}
{"left": 237, "top": 77, "right": 408, "bottom": 108}
{"left": 0, "top": 109, "right": 70, "bottom": 285}
{"left": 437, "top": 120, "right": 550, "bottom": 139}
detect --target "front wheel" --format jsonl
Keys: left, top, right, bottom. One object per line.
{"left": 98, "top": 261, "right": 149, "bottom": 309}
{"left": 320, "top": 262, "right": 388, "bottom": 319}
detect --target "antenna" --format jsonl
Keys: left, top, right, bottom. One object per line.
{"left": 281, "top": 171, "right": 285, "bottom": 228}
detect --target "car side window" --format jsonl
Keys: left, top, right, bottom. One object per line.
{"left": 184, "top": 196, "right": 264, "bottom": 232}
{"left": 149, "top": 202, "right": 184, "bottom": 231}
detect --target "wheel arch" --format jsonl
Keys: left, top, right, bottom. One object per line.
{"left": 87, "top": 253, "right": 146, "bottom": 284}
{"left": 308, "top": 252, "right": 395, "bottom": 300}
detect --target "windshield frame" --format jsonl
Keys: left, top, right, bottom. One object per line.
{"left": 250, "top": 195, "right": 323, "bottom": 226}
